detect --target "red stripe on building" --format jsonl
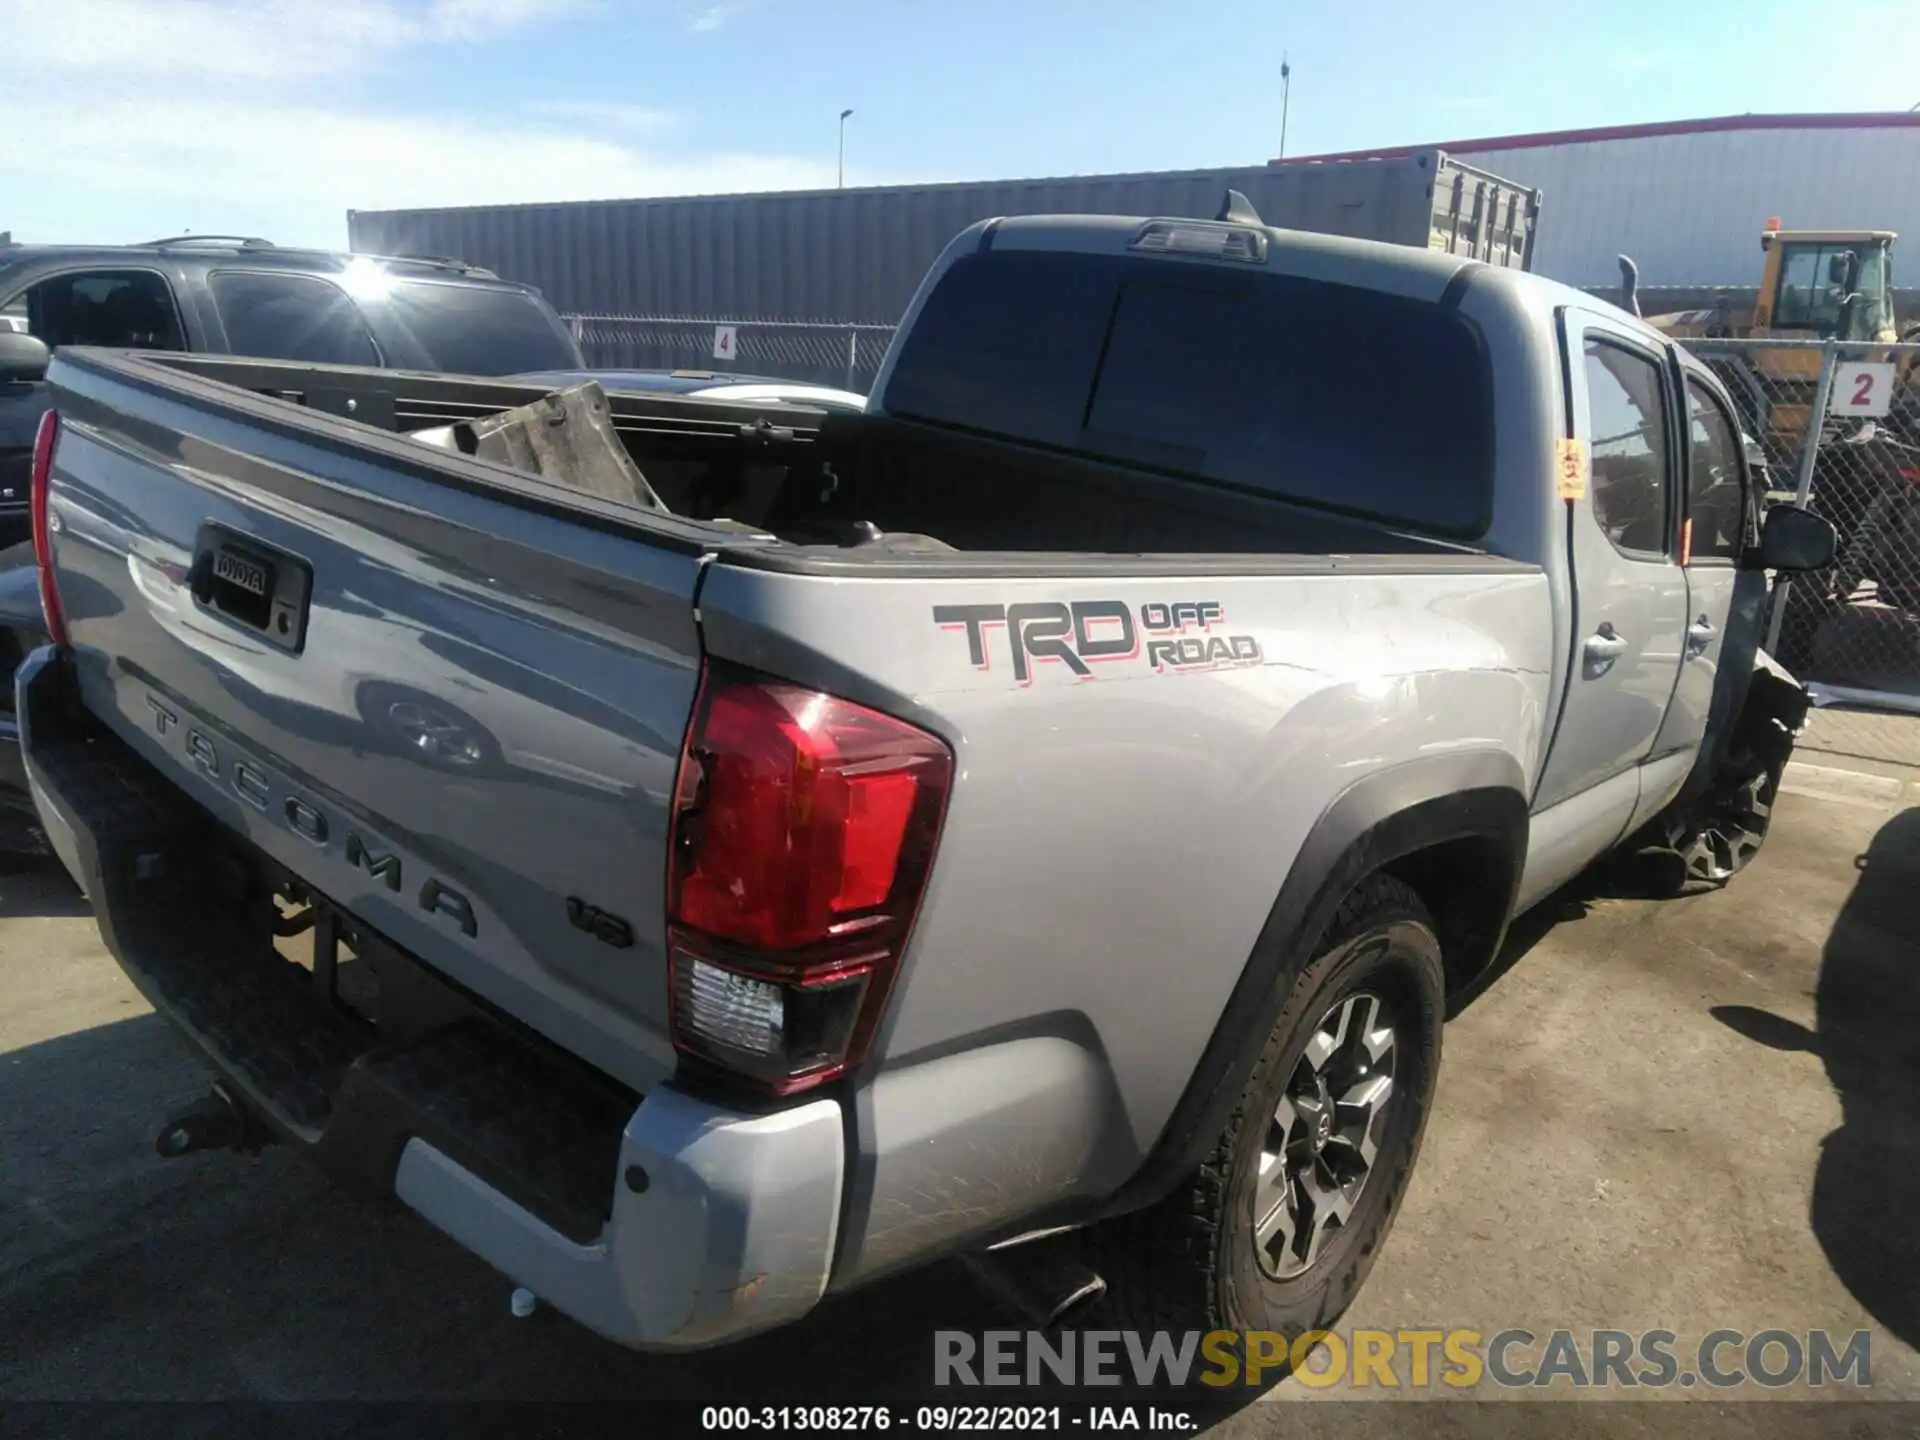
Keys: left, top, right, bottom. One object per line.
{"left": 1272, "top": 111, "right": 1920, "bottom": 167}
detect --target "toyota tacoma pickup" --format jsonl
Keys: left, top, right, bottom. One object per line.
{"left": 18, "top": 200, "right": 1835, "bottom": 1354}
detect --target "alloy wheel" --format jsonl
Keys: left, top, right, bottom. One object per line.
{"left": 1252, "top": 987, "right": 1400, "bottom": 1280}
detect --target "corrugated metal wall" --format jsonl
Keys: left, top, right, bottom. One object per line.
{"left": 351, "top": 122, "right": 1920, "bottom": 321}
{"left": 348, "top": 155, "right": 1468, "bottom": 323}
{"left": 1450, "top": 125, "right": 1920, "bottom": 291}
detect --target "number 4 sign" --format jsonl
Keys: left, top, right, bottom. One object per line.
{"left": 712, "top": 325, "right": 738, "bottom": 362}
{"left": 1832, "top": 361, "right": 1896, "bottom": 418}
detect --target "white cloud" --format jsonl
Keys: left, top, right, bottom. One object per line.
{"left": 428, "top": 0, "right": 588, "bottom": 32}
{"left": 688, "top": 0, "right": 753, "bottom": 32}
{"left": 1607, "top": 50, "right": 1669, "bottom": 76}
{"left": 0, "top": 91, "right": 838, "bottom": 241}
{"left": 0, "top": 0, "right": 844, "bottom": 248}
{"left": 0, "top": 0, "right": 585, "bottom": 82}
{"left": 523, "top": 100, "right": 682, "bottom": 134}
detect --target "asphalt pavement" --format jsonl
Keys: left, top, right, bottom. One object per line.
{"left": 2, "top": 752, "right": 1917, "bottom": 1437}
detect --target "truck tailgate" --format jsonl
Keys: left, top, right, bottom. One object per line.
{"left": 41, "top": 351, "right": 706, "bottom": 1093}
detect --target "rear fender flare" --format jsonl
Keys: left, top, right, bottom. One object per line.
{"left": 1103, "top": 750, "right": 1529, "bottom": 1217}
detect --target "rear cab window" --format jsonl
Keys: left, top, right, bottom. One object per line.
{"left": 883, "top": 249, "right": 1494, "bottom": 539}
{"left": 210, "top": 271, "right": 380, "bottom": 367}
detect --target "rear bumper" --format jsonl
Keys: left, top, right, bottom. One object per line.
{"left": 17, "top": 646, "right": 844, "bottom": 1351}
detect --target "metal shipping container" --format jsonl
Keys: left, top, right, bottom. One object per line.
{"left": 348, "top": 150, "right": 1540, "bottom": 327}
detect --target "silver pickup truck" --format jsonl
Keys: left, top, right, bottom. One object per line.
{"left": 19, "top": 203, "right": 1834, "bottom": 1356}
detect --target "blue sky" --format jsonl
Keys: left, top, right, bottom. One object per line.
{"left": 5, "top": 0, "right": 1917, "bottom": 249}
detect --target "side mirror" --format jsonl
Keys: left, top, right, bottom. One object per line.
{"left": 1759, "top": 503, "right": 1836, "bottom": 572}
{"left": 0, "top": 331, "right": 50, "bottom": 385}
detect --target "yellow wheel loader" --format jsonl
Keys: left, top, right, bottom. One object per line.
{"left": 1625, "top": 223, "right": 1913, "bottom": 453}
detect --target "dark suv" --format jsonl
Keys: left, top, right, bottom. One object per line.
{"left": 0, "top": 235, "right": 584, "bottom": 542}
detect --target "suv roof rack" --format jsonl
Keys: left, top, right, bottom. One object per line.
{"left": 385, "top": 252, "right": 499, "bottom": 278}
{"left": 141, "top": 235, "right": 275, "bottom": 250}
{"left": 226, "top": 246, "right": 503, "bottom": 282}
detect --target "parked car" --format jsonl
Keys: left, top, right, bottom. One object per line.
{"left": 19, "top": 198, "right": 1833, "bottom": 1354}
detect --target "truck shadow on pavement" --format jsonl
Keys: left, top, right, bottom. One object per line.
{"left": 0, "top": 851, "right": 92, "bottom": 918}
{"left": 1448, "top": 842, "right": 1765, "bottom": 1020}
{"left": 0, "top": 1003, "right": 1012, "bottom": 1402}
{"left": 1710, "top": 805, "right": 1920, "bottom": 1352}
{"left": 1446, "top": 870, "right": 1627, "bottom": 1018}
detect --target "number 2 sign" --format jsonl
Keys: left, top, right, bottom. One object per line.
{"left": 1832, "top": 361, "right": 1897, "bottom": 418}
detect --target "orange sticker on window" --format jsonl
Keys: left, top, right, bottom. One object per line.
{"left": 1556, "top": 438, "right": 1589, "bottom": 500}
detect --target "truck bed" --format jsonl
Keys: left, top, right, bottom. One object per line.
{"left": 133, "top": 350, "right": 1475, "bottom": 562}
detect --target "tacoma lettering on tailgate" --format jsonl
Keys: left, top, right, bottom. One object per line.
{"left": 143, "top": 692, "right": 479, "bottom": 938}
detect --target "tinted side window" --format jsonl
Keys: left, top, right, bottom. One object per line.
{"left": 19, "top": 270, "right": 184, "bottom": 350}
{"left": 383, "top": 281, "right": 578, "bottom": 375}
{"left": 1583, "top": 338, "right": 1672, "bottom": 559}
{"left": 211, "top": 272, "right": 379, "bottom": 367}
{"left": 1684, "top": 379, "right": 1747, "bottom": 561}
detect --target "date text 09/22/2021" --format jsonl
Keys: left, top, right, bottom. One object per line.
{"left": 701, "top": 1406, "right": 1195, "bottom": 1432}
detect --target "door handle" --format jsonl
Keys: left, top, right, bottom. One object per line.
{"left": 1584, "top": 624, "right": 1628, "bottom": 663}
{"left": 1687, "top": 617, "right": 1717, "bottom": 655}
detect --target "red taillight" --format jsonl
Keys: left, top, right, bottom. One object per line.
{"left": 30, "top": 409, "right": 66, "bottom": 646}
{"left": 666, "top": 662, "right": 952, "bottom": 1094}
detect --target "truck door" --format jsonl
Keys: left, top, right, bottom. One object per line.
{"left": 1533, "top": 313, "right": 1689, "bottom": 834}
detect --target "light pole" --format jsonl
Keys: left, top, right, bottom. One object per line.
{"left": 1278, "top": 55, "right": 1292, "bottom": 160}
{"left": 838, "top": 108, "right": 854, "bottom": 188}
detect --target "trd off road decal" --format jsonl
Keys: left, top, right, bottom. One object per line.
{"left": 932, "top": 599, "right": 1262, "bottom": 683}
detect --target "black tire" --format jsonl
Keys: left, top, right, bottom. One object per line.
{"left": 1673, "top": 763, "right": 1779, "bottom": 885}
{"left": 1087, "top": 874, "right": 1445, "bottom": 1356}
{"left": 1633, "top": 731, "right": 1786, "bottom": 893}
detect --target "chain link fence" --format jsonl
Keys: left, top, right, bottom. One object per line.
{"left": 1685, "top": 338, "right": 1920, "bottom": 710}
{"left": 563, "top": 315, "right": 897, "bottom": 393}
